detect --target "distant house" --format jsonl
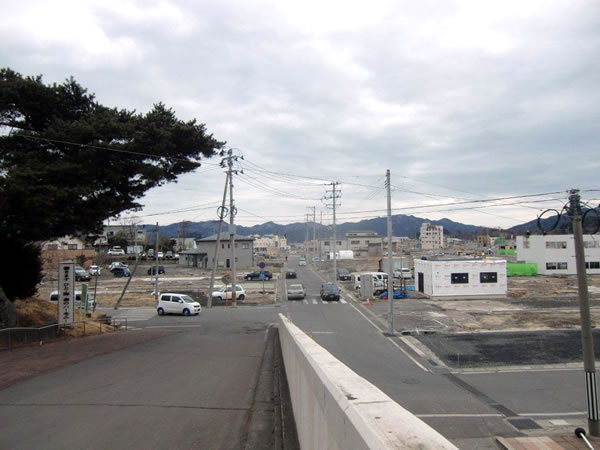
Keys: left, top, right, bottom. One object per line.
{"left": 42, "top": 236, "right": 86, "bottom": 251}
{"left": 516, "top": 234, "right": 600, "bottom": 275}
{"left": 345, "top": 231, "right": 383, "bottom": 257}
{"left": 179, "top": 233, "right": 254, "bottom": 269}
{"left": 414, "top": 258, "right": 507, "bottom": 297}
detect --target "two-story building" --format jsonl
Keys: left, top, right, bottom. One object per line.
{"left": 346, "top": 231, "right": 383, "bottom": 257}
{"left": 179, "top": 233, "right": 254, "bottom": 269}
{"left": 516, "top": 234, "right": 600, "bottom": 275}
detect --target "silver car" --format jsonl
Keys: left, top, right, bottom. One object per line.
{"left": 287, "top": 284, "right": 306, "bottom": 300}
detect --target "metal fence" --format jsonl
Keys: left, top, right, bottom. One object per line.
{"left": 0, "top": 317, "right": 128, "bottom": 351}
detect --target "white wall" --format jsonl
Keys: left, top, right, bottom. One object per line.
{"left": 516, "top": 235, "right": 600, "bottom": 275}
{"left": 278, "top": 314, "right": 457, "bottom": 449}
{"left": 415, "top": 260, "right": 507, "bottom": 297}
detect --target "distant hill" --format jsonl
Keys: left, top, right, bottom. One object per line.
{"left": 144, "top": 214, "right": 490, "bottom": 243}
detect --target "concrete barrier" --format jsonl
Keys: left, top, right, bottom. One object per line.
{"left": 278, "top": 314, "right": 457, "bottom": 449}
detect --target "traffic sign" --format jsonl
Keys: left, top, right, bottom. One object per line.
{"left": 258, "top": 261, "right": 265, "bottom": 269}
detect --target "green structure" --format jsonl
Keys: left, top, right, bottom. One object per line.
{"left": 498, "top": 249, "right": 516, "bottom": 255}
{"left": 507, "top": 263, "right": 537, "bottom": 276}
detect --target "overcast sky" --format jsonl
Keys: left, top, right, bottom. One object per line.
{"left": 2, "top": 0, "right": 599, "bottom": 231}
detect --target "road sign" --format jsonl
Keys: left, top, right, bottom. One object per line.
{"left": 222, "top": 272, "right": 232, "bottom": 285}
{"left": 58, "top": 261, "right": 74, "bottom": 326}
{"left": 258, "top": 261, "right": 265, "bottom": 269}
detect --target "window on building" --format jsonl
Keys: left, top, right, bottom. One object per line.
{"left": 351, "top": 240, "right": 360, "bottom": 245}
{"left": 546, "top": 262, "right": 567, "bottom": 270}
{"left": 451, "top": 273, "right": 469, "bottom": 284}
{"left": 67, "top": 244, "right": 78, "bottom": 250}
{"left": 242, "top": 243, "right": 249, "bottom": 249}
{"left": 584, "top": 241, "right": 598, "bottom": 248}
{"left": 480, "top": 272, "right": 498, "bottom": 283}
{"left": 337, "top": 241, "right": 342, "bottom": 245}
{"left": 546, "top": 262, "right": 557, "bottom": 270}
{"left": 47, "top": 244, "right": 58, "bottom": 250}
{"left": 221, "top": 244, "right": 224, "bottom": 249}
{"left": 545, "top": 242, "right": 556, "bottom": 249}
{"left": 586, "top": 262, "right": 600, "bottom": 269}
{"left": 557, "top": 262, "right": 568, "bottom": 269}
{"left": 324, "top": 241, "right": 330, "bottom": 246}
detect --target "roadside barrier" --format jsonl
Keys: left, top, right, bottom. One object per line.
{"left": 0, "top": 317, "right": 128, "bottom": 351}
{"left": 278, "top": 314, "right": 457, "bottom": 449}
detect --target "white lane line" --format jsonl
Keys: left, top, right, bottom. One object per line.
{"left": 348, "top": 303, "right": 429, "bottom": 373}
{"left": 311, "top": 331, "right": 335, "bottom": 334}
{"left": 322, "top": 301, "right": 330, "bottom": 305}
{"left": 400, "top": 336, "right": 426, "bottom": 357}
{"left": 417, "top": 413, "right": 504, "bottom": 418}
{"left": 519, "top": 411, "right": 587, "bottom": 417}
{"left": 312, "top": 299, "right": 318, "bottom": 304}
{"left": 143, "top": 325, "right": 204, "bottom": 329}
{"left": 302, "top": 299, "right": 308, "bottom": 304}
{"left": 340, "top": 298, "right": 348, "bottom": 304}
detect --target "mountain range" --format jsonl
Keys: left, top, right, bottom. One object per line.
{"left": 143, "top": 214, "right": 503, "bottom": 243}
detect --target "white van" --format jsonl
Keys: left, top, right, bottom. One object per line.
{"left": 353, "top": 273, "right": 385, "bottom": 293}
{"left": 394, "top": 268, "right": 413, "bottom": 279}
{"left": 157, "top": 293, "right": 201, "bottom": 316}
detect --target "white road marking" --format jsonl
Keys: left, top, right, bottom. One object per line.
{"left": 348, "top": 303, "right": 429, "bottom": 373}
{"left": 340, "top": 298, "right": 348, "bottom": 304}
{"left": 143, "top": 325, "right": 204, "bottom": 329}
{"left": 311, "top": 331, "right": 335, "bottom": 334}
{"left": 302, "top": 299, "right": 308, "bottom": 304}
{"left": 400, "top": 336, "right": 426, "bottom": 357}
{"left": 312, "top": 299, "right": 318, "bottom": 304}
{"left": 519, "top": 411, "right": 587, "bottom": 417}
{"left": 417, "top": 413, "right": 504, "bottom": 418}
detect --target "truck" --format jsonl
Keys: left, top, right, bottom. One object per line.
{"left": 328, "top": 250, "right": 354, "bottom": 260}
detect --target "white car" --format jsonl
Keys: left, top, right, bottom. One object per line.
{"left": 157, "top": 251, "right": 164, "bottom": 259}
{"left": 157, "top": 293, "right": 201, "bottom": 316}
{"left": 211, "top": 285, "right": 246, "bottom": 300}
{"left": 88, "top": 265, "right": 102, "bottom": 276}
{"left": 48, "top": 290, "right": 96, "bottom": 311}
{"left": 287, "top": 284, "right": 306, "bottom": 300}
{"left": 298, "top": 259, "right": 306, "bottom": 266}
{"left": 107, "top": 248, "right": 125, "bottom": 256}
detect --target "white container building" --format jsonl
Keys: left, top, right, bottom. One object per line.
{"left": 414, "top": 259, "right": 507, "bottom": 297}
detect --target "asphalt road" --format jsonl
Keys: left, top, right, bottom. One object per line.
{"left": 0, "top": 308, "right": 287, "bottom": 450}
{"left": 280, "top": 255, "right": 592, "bottom": 448}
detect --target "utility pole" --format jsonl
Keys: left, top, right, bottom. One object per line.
{"left": 311, "top": 206, "right": 316, "bottom": 263}
{"left": 227, "top": 149, "right": 240, "bottom": 307}
{"left": 319, "top": 210, "right": 322, "bottom": 261}
{"left": 569, "top": 188, "right": 599, "bottom": 436}
{"left": 154, "top": 222, "right": 159, "bottom": 304}
{"left": 385, "top": 170, "right": 395, "bottom": 335}
{"left": 325, "top": 182, "right": 341, "bottom": 281}
{"left": 304, "top": 214, "right": 309, "bottom": 260}
{"left": 208, "top": 171, "right": 229, "bottom": 308}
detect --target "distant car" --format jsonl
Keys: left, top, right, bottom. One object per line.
{"left": 211, "top": 285, "right": 246, "bottom": 300}
{"left": 112, "top": 267, "right": 131, "bottom": 277}
{"left": 107, "top": 248, "right": 125, "bottom": 256}
{"left": 109, "top": 262, "right": 129, "bottom": 272}
{"left": 157, "top": 293, "right": 201, "bottom": 316}
{"left": 165, "top": 251, "right": 173, "bottom": 259}
{"left": 74, "top": 266, "right": 92, "bottom": 281}
{"left": 394, "top": 268, "right": 413, "bottom": 279}
{"left": 88, "top": 265, "right": 102, "bottom": 276}
{"left": 312, "top": 257, "right": 321, "bottom": 262}
{"left": 298, "top": 259, "right": 306, "bottom": 266}
{"left": 320, "top": 282, "right": 340, "bottom": 301}
{"left": 285, "top": 270, "right": 297, "bottom": 279}
{"left": 287, "top": 284, "right": 306, "bottom": 300}
{"left": 147, "top": 266, "right": 166, "bottom": 275}
{"left": 157, "top": 251, "right": 164, "bottom": 259}
{"left": 244, "top": 271, "right": 272, "bottom": 281}
{"left": 49, "top": 290, "right": 96, "bottom": 311}
{"left": 337, "top": 268, "right": 351, "bottom": 281}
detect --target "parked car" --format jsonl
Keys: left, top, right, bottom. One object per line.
{"left": 88, "top": 265, "right": 102, "bottom": 276}
{"left": 156, "top": 293, "right": 201, "bottom": 316}
{"left": 285, "top": 270, "right": 297, "bottom": 279}
{"left": 320, "top": 282, "right": 340, "bottom": 301}
{"left": 147, "top": 266, "right": 166, "bottom": 275}
{"left": 312, "top": 257, "right": 321, "bottom": 262}
{"left": 49, "top": 290, "right": 96, "bottom": 311}
{"left": 393, "top": 268, "right": 413, "bottom": 279}
{"left": 112, "top": 267, "right": 131, "bottom": 277}
{"left": 107, "top": 247, "right": 125, "bottom": 256}
{"left": 211, "top": 285, "right": 246, "bottom": 300}
{"left": 337, "top": 268, "right": 351, "bottom": 281}
{"left": 74, "top": 266, "right": 92, "bottom": 282}
{"left": 165, "top": 251, "right": 173, "bottom": 259}
{"left": 298, "top": 259, "right": 306, "bottom": 266}
{"left": 157, "top": 251, "right": 164, "bottom": 259}
{"left": 109, "top": 262, "right": 129, "bottom": 272}
{"left": 244, "top": 271, "right": 272, "bottom": 281}
{"left": 287, "top": 284, "right": 306, "bottom": 300}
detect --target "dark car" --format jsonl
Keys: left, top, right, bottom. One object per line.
{"left": 320, "top": 282, "right": 340, "bottom": 301}
{"left": 285, "top": 270, "right": 297, "bottom": 279}
{"left": 147, "top": 266, "right": 166, "bottom": 275}
{"left": 337, "top": 268, "right": 351, "bottom": 281}
{"left": 112, "top": 267, "right": 132, "bottom": 277}
{"left": 244, "top": 271, "right": 273, "bottom": 280}
{"left": 74, "top": 267, "right": 92, "bottom": 282}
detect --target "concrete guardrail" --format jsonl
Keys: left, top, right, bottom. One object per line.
{"left": 278, "top": 314, "right": 457, "bottom": 449}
